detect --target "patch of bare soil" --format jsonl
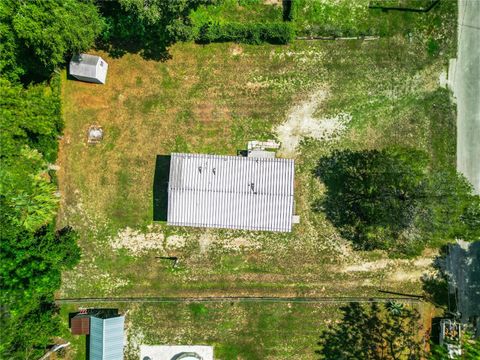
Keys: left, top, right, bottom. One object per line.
{"left": 111, "top": 227, "right": 262, "bottom": 256}
{"left": 342, "top": 253, "right": 436, "bottom": 282}
{"left": 276, "top": 89, "right": 352, "bottom": 155}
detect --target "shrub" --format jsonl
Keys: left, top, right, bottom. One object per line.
{"left": 196, "top": 21, "right": 295, "bottom": 45}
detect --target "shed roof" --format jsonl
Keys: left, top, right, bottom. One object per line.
{"left": 70, "top": 54, "right": 100, "bottom": 77}
{"left": 71, "top": 315, "right": 90, "bottom": 335}
{"left": 90, "top": 315, "right": 125, "bottom": 360}
{"left": 69, "top": 54, "right": 108, "bottom": 83}
{"left": 167, "top": 153, "right": 295, "bottom": 232}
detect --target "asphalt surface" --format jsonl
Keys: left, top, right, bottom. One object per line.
{"left": 456, "top": 0, "right": 480, "bottom": 194}
{"left": 446, "top": 241, "right": 480, "bottom": 331}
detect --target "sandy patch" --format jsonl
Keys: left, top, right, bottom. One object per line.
{"left": 388, "top": 270, "right": 425, "bottom": 282}
{"left": 344, "top": 259, "right": 390, "bottom": 272}
{"left": 343, "top": 255, "right": 435, "bottom": 283}
{"left": 276, "top": 89, "right": 352, "bottom": 155}
{"left": 111, "top": 226, "right": 165, "bottom": 254}
{"left": 198, "top": 233, "right": 212, "bottom": 253}
{"left": 223, "top": 237, "right": 262, "bottom": 251}
{"left": 166, "top": 235, "right": 186, "bottom": 249}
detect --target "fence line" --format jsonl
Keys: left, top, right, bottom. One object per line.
{"left": 56, "top": 296, "right": 423, "bottom": 304}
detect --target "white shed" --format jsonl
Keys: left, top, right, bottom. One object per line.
{"left": 69, "top": 54, "right": 108, "bottom": 84}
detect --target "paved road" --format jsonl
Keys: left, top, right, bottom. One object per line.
{"left": 445, "top": 240, "right": 480, "bottom": 333}
{"left": 456, "top": 0, "right": 480, "bottom": 194}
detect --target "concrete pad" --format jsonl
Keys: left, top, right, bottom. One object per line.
{"left": 140, "top": 345, "right": 214, "bottom": 360}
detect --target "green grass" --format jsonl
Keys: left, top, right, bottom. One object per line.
{"left": 189, "top": 0, "right": 283, "bottom": 27}
{"left": 58, "top": 5, "right": 457, "bottom": 356}
{"left": 59, "top": 301, "right": 428, "bottom": 360}
{"left": 59, "top": 37, "right": 455, "bottom": 295}
{"left": 292, "top": 0, "right": 456, "bottom": 56}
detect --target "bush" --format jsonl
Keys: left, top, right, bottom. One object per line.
{"left": 196, "top": 21, "right": 295, "bottom": 45}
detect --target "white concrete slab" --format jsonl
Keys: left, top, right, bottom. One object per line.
{"left": 140, "top": 345, "right": 213, "bottom": 360}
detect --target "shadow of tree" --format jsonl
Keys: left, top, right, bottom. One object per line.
{"left": 315, "top": 302, "right": 424, "bottom": 359}
{"left": 312, "top": 148, "right": 429, "bottom": 255}
{"left": 420, "top": 245, "right": 455, "bottom": 309}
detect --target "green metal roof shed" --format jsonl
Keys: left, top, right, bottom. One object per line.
{"left": 89, "top": 315, "right": 125, "bottom": 360}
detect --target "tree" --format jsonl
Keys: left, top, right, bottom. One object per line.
{"left": 0, "top": 78, "right": 62, "bottom": 161}
{"left": 0, "top": 0, "right": 103, "bottom": 82}
{"left": 100, "top": 0, "right": 214, "bottom": 59}
{"left": 0, "top": 147, "right": 58, "bottom": 232}
{"left": 0, "top": 214, "right": 80, "bottom": 359}
{"left": 316, "top": 302, "right": 424, "bottom": 360}
{"left": 315, "top": 148, "right": 479, "bottom": 255}
{"left": 315, "top": 147, "right": 429, "bottom": 254}
{"left": 118, "top": 0, "right": 213, "bottom": 25}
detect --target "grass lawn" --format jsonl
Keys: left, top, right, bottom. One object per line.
{"left": 59, "top": 301, "right": 430, "bottom": 360}
{"left": 57, "top": 3, "right": 456, "bottom": 357}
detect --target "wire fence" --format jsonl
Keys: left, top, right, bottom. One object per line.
{"left": 56, "top": 296, "right": 424, "bottom": 304}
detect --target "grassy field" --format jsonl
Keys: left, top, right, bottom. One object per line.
{"left": 59, "top": 301, "right": 431, "bottom": 360}
{"left": 57, "top": 3, "right": 456, "bottom": 357}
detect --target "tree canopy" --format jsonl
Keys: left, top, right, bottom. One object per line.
{"left": 315, "top": 148, "right": 479, "bottom": 256}
{"left": 316, "top": 302, "right": 424, "bottom": 360}
{"left": 99, "top": 0, "right": 214, "bottom": 59}
{"left": 0, "top": 0, "right": 103, "bottom": 82}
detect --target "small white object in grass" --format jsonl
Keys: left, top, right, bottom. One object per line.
{"left": 87, "top": 125, "right": 103, "bottom": 144}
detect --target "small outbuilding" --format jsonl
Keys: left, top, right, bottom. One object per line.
{"left": 69, "top": 54, "right": 108, "bottom": 84}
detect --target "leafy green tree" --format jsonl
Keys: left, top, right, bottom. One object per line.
{"left": 0, "top": 78, "right": 62, "bottom": 161}
{"left": 100, "top": 0, "right": 214, "bottom": 59}
{"left": 315, "top": 148, "right": 479, "bottom": 255}
{"left": 423, "top": 169, "right": 480, "bottom": 243}
{"left": 315, "top": 148, "right": 429, "bottom": 253}
{"left": 0, "top": 295, "right": 63, "bottom": 360}
{"left": 0, "top": 147, "right": 58, "bottom": 232}
{"left": 0, "top": 213, "right": 80, "bottom": 359}
{"left": 0, "top": 219, "right": 80, "bottom": 303}
{"left": 118, "top": 0, "right": 213, "bottom": 25}
{"left": 316, "top": 302, "right": 424, "bottom": 360}
{"left": 0, "top": 0, "right": 103, "bottom": 82}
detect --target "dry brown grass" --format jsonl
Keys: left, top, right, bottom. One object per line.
{"left": 58, "top": 39, "right": 448, "bottom": 304}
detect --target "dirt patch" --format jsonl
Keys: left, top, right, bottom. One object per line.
{"left": 344, "top": 259, "right": 390, "bottom": 272}
{"left": 166, "top": 235, "right": 186, "bottom": 249}
{"left": 388, "top": 269, "right": 425, "bottom": 282}
{"left": 342, "top": 255, "right": 436, "bottom": 283}
{"left": 111, "top": 226, "right": 165, "bottom": 255}
{"left": 230, "top": 44, "right": 244, "bottom": 56}
{"left": 276, "top": 89, "right": 352, "bottom": 155}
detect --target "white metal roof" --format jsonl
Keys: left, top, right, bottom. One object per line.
{"left": 69, "top": 53, "right": 108, "bottom": 84}
{"left": 167, "top": 153, "right": 295, "bottom": 232}
{"left": 89, "top": 316, "right": 125, "bottom": 360}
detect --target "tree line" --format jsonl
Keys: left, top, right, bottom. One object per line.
{"left": 1, "top": 0, "right": 288, "bottom": 357}
{"left": 2, "top": 0, "right": 98, "bottom": 358}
